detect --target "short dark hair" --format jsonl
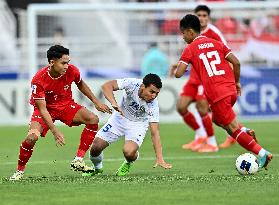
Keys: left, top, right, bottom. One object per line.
{"left": 143, "top": 73, "right": 162, "bottom": 89}
{"left": 47, "top": 45, "right": 69, "bottom": 63}
{"left": 194, "top": 5, "right": 211, "bottom": 16}
{"left": 180, "top": 14, "right": 201, "bottom": 33}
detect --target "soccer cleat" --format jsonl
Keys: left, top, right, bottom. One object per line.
{"left": 219, "top": 137, "right": 236, "bottom": 148}
{"left": 182, "top": 140, "right": 196, "bottom": 150}
{"left": 116, "top": 161, "right": 132, "bottom": 176}
{"left": 191, "top": 138, "right": 207, "bottom": 151}
{"left": 82, "top": 168, "right": 103, "bottom": 177}
{"left": 258, "top": 151, "right": 273, "bottom": 169}
{"left": 70, "top": 158, "right": 94, "bottom": 173}
{"left": 9, "top": 170, "right": 24, "bottom": 181}
{"left": 197, "top": 143, "right": 219, "bottom": 153}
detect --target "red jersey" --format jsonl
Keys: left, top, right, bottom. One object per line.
{"left": 179, "top": 36, "right": 236, "bottom": 104}
{"left": 189, "top": 23, "right": 227, "bottom": 84}
{"left": 30, "top": 64, "right": 81, "bottom": 115}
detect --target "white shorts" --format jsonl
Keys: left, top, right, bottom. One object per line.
{"left": 96, "top": 113, "right": 149, "bottom": 146}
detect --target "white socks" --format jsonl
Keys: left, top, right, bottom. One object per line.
{"left": 90, "top": 152, "right": 104, "bottom": 170}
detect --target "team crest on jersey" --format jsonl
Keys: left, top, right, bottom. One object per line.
{"left": 64, "top": 85, "right": 69, "bottom": 90}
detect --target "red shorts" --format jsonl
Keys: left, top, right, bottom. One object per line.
{"left": 30, "top": 102, "right": 83, "bottom": 137}
{"left": 180, "top": 81, "right": 206, "bottom": 101}
{"left": 211, "top": 94, "right": 237, "bottom": 126}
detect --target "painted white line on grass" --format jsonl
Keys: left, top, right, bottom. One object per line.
{"left": 2, "top": 154, "right": 278, "bottom": 165}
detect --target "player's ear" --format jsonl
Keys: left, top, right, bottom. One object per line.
{"left": 49, "top": 59, "right": 55, "bottom": 66}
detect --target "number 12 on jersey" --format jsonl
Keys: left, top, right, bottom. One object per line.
{"left": 199, "top": 51, "right": 225, "bottom": 77}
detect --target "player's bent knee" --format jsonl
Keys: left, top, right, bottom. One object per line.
{"left": 26, "top": 129, "right": 40, "bottom": 143}
{"left": 87, "top": 113, "right": 99, "bottom": 124}
{"left": 123, "top": 149, "right": 137, "bottom": 160}
{"left": 176, "top": 104, "right": 187, "bottom": 115}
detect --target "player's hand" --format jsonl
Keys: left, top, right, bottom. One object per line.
{"left": 236, "top": 82, "right": 241, "bottom": 96}
{"left": 169, "top": 64, "right": 177, "bottom": 77}
{"left": 52, "top": 129, "right": 65, "bottom": 147}
{"left": 153, "top": 159, "right": 172, "bottom": 169}
{"left": 111, "top": 103, "right": 124, "bottom": 116}
{"left": 95, "top": 102, "right": 112, "bottom": 114}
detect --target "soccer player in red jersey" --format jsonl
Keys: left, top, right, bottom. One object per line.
{"left": 175, "top": 14, "right": 272, "bottom": 169}
{"left": 171, "top": 5, "right": 229, "bottom": 152}
{"left": 9, "top": 45, "right": 112, "bottom": 180}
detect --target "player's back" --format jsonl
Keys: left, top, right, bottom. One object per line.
{"left": 187, "top": 36, "right": 236, "bottom": 103}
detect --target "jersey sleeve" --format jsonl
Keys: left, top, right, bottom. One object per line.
{"left": 179, "top": 46, "right": 192, "bottom": 66}
{"left": 148, "top": 99, "right": 160, "bottom": 123}
{"left": 222, "top": 43, "right": 232, "bottom": 58}
{"left": 116, "top": 78, "right": 139, "bottom": 94}
{"left": 71, "top": 65, "right": 81, "bottom": 84}
{"left": 31, "top": 81, "right": 45, "bottom": 100}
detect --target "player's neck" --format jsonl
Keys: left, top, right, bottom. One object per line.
{"left": 201, "top": 25, "right": 207, "bottom": 32}
{"left": 49, "top": 66, "right": 62, "bottom": 78}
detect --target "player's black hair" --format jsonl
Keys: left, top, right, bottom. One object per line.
{"left": 143, "top": 73, "right": 162, "bottom": 89}
{"left": 180, "top": 14, "right": 201, "bottom": 33}
{"left": 47, "top": 45, "right": 69, "bottom": 62}
{"left": 194, "top": 5, "right": 211, "bottom": 16}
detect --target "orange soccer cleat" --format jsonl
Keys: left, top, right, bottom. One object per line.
{"left": 182, "top": 140, "right": 196, "bottom": 150}
{"left": 191, "top": 138, "right": 207, "bottom": 151}
{"left": 219, "top": 136, "right": 236, "bottom": 148}
{"left": 197, "top": 143, "right": 219, "bottom": 153}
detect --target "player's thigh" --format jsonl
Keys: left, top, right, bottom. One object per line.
{"left": 176, "top": 95, "right": 194, "bottom": 114}
{"left": 124, "top": 123, "right": 148, "bottom": 147}
{"left": 96, "top": 119, "right": 124, "bottom": 145}
{"left": 196, "top": 99, "right": 209, "bottom": 116}
{"left": 72, "top": 107, "right": 99, "bottom": 125}
{"left": 211, "top": 95, "right": 237, "bottom": 128}
{"left": 30, "top": 108, "right": 50, "bottom": 138}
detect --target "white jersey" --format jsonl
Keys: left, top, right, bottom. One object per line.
{"left": 116, "top": 78, "right": 159, "bottom": 123}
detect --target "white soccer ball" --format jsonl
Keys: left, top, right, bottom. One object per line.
{"left": 235, "top": 153, "right": 259, "bottom": 175}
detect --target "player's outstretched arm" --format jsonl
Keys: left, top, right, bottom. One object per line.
{"left": 175, "top": 62, "right": 188, "bottom": 78}
{"left": 76, "top": 79, "right": 112, "bottom": 113}
{"left": 169, "top": 64, "right": 178, "bottom": 77}
{"left": 101, "top": 80, "right": 124, "bottom": 115}
{"left": 35, "top": 99, "right": 65, "bottom": 146}
{"left": 149, "top": 122, "right": 172, "bottom": 169}
{"left": 226, "top": 53, "right": 241, "bottom": 96}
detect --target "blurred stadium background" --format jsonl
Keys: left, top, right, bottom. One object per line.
{"left": 1, "top": 0, "right": 279, "bottom": 125}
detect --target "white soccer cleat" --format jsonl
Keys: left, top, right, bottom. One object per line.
{"left": 70, "top": 158, "right": 93, "bottom": 173}
{"left": 9, "top": 170, "right": 24, "bottom": 181}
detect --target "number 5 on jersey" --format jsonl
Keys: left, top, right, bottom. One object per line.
{"left": 199, "top": 51, "right": 225, "bottom": 77}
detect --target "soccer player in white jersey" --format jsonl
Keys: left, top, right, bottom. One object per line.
{"left": 83, "top": 74, "right": 172, "bottom": 176}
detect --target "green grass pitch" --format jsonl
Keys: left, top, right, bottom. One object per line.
{"left": 0, "top": 121, "right": 278, "bottom": 205}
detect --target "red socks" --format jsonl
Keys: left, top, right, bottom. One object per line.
{"left": 76, "top": 124, "right": 98, "bottom": 158}
{"left": 17, "top": 140, "right": 34, "bottom": 171}
{"left": 201, "top": 114, "right": 214, "bottom": 137}
{"left": 182, "top": 112, "right": 200, "bottom": 131}
{"left": 232, "top": 128, "right": 262, "bottom": 155}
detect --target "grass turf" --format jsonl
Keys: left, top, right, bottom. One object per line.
{"left": 0, "top": 121, "right": 278, "bottom": 205}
